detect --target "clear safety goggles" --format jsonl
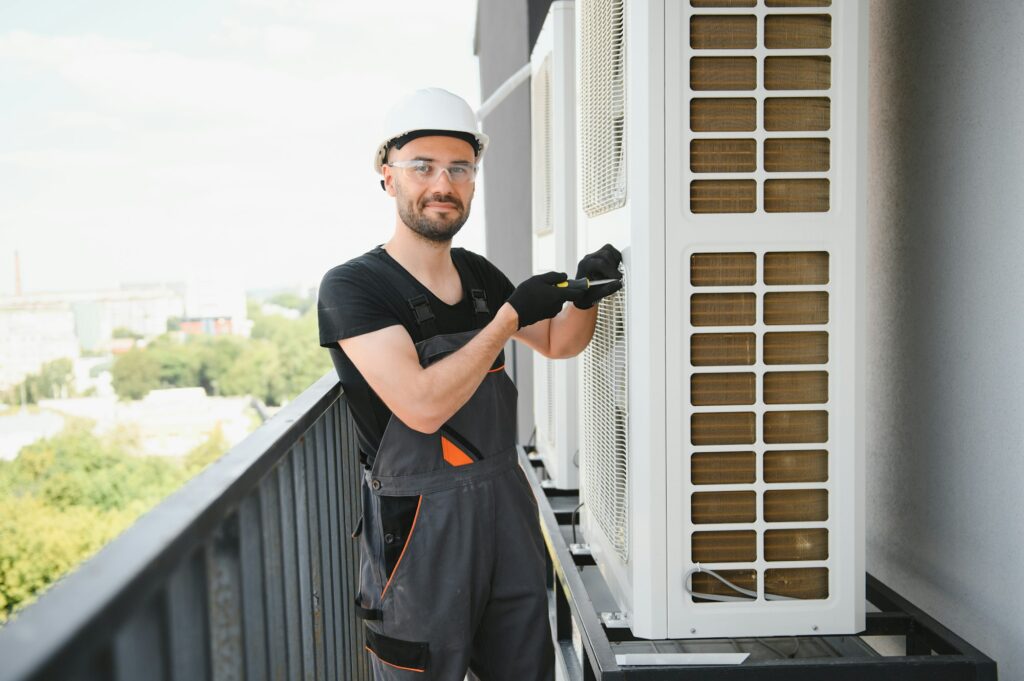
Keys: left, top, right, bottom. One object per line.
{"left": 385, "top": 160, "right": 478, "bottom": 185}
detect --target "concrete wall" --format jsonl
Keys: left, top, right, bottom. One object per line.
{"left": 475, "top": 0, "right": 535, "bottom": 444}
{"left": 868, "top": 1, "right": 1024, "bottom": 676}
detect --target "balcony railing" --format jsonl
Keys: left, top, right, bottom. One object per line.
{"left": 0, "top": 372, "right": 371, "bottom": 681}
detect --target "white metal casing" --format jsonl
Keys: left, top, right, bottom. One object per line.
{"left": 531, "top": 1, "right": 580, "bottom": 490}
{"left": 576, "top": 0, "right": 866, "bottom": 639}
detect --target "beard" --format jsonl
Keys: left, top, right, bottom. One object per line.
{"left": 397, "top": 190, "right": 471, "bottom": 244}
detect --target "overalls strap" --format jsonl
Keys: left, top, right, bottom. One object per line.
{"left": 450, "top": 248, "right": 492, "bottom": 329}
{"left": 361, "top": 247, "right": 493, "bottom": 341}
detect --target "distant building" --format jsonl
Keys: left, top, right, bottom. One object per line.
{"left": 0, "top": 286, "right": 185, "bottom": 389}
{"left": 180, "top": 317, "right": 237, "bottom": 336}
{"left": 182, "top": 278, "right": 251, "bottom": 338}
{"left": 0, "top": 298, "right": 79, "bottom": 390}
{"left": 0, "top": 280, "right": 252, "bottom": 389}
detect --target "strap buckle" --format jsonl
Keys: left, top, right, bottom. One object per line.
{"left": 408, "top": 295, "right": 436, "bottom": 324}
{"left": 470, "top": 289, "right": 489, "bottom": 316}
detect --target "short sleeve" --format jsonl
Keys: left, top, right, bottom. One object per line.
{"left": 317, "top": 262, "right": 402, "bottom": 347}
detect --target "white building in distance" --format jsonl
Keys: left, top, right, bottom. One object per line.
{"left": 0, "top": 298, "right": 79, "bottom": 391}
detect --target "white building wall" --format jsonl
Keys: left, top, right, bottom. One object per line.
{"left": 105, "top": 293, "right": 184, "bottom": 338}
{"left": 184, "top": 278, "right": 250, "bottom": 337}
{"left": 0, "top": 303, "right": 79, "bottom": 390}
{"left": 869, "top": 1, "right": 1024, "bottom": 676}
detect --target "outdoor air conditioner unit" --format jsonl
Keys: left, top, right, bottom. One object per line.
{"left": 576, "top": 0, "right": 865, "bottom": 639}
{"left": 531, "top": 1, "right": 580, "bottom": 490}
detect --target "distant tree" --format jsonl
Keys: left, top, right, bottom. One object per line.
{"left": 110, "top": 349, "right": 161, "bottom": 400}
{"left": 99, "top": 302, "right": 330, "bottom": 405}
{"left": 111, "top": 326, "right": 143, "bottom": 340}
{"left": 88, "top": 359, "right": 114, "bottom": 378}
{"left": 0, "top": 421, "right": 235, "bottom": 621}
{"left": 4, "top": 358, "right": 74, "bottom": 404}
{"left": 252, "top": 308, "right": 330, "bottom": 400}
{"left": 166, "top": 316, "right": 182, "bottom": 332}
{"left": 9, "top": 420, "right": 172, "bottom": 511}
{"left": 151, "top": 342, "right": 203, "bottom": 388}
{"left": 184, "top": 424, "right": 229, "bottom": 475}
{"left": 196, "top": 336, "right": 246, "bottom": 395}
{"left": 268, "top": 292, "right": 313, "bottom": 314}
{"left": 219, "top": 340, "right": 286, "bottom": 405}
{"left": 0, "top": 496, "right": 136, "bottom": 623}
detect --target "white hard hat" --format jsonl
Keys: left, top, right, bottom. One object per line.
{"left": 373, "top": 87, "right": 489, "bottom": 174}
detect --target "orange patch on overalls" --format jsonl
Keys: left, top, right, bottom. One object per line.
{"left": 441, "top": 436, "right": 474, "bottom": 467}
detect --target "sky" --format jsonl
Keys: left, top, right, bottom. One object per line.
{"left": 0, "top": 0, "right": 485, "bottom": 296}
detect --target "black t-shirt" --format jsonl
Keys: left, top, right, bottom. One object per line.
{"left": 317, "top": 246, "right": 515, "bottom": 464}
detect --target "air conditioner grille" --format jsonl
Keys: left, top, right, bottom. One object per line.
{"left": 579, "top": 0, "right": 627, "bottom": 217}
{"left": 545, "top": 356, "right": 556, "bottom": 450}
{"left": 582, "top": 281, "right": 629, "bottom": 562}
{"left": 532, "top": 54, "right": 554, "bottom": 234}
{"left": 687, "top": 10, "right": 834, "bottom": 213}
{"left": 689, "top": 251, "right": 832, "bottom": 601}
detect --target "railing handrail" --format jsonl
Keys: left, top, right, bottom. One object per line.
{"left": 0, "top": 371, "right": 344, "bottom": 681}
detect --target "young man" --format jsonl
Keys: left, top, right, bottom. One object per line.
{"left": 318, "top": 88, "right": 622, "bottom": 680}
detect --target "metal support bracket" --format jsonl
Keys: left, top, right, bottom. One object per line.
{"left": 600, "top": 611, "right": 631, "bottom": 629}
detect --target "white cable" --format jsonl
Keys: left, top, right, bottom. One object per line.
{"left": 684, "top": 564, "right": 798, "bottom": 602}
{"left": 476, "top": 63, "right": 532, "bottom": 122}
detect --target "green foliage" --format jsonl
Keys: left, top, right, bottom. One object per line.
{"left": 0, "top": 496, "right": 137, "bottom": 622}
{"left": 111, "top": 327, "right": 142, "bottom": 340}
{"left": 184, "top": 424, "right": 229, "bottom": 475}
{"left": 151, "top": 342, "right": 204, "bottom": 388}
{"left": 0, "top": 421, "right": 230, "bottom": 622}
{"left": 218, "top": 340, "right": 286, "bottom": 405}
{"left": 267, "top": 291, "right": 313, "bottom": 314}
{"left": 252, "top": 307, "right": 327, "bottom": 402}
{"left": 10, "top": 420, "right": 180, "bottom": 512}
{"left": 4, "top": 358, "right": 75, "bottom": 405}
{"left": 111, "top": 349, "right": 161, "bottom": 400}
{"left": 195, "top": 336, "right": 246, "bottom": 395}
{"left": 107, "top": 300, "right": 330, "bottom": 405}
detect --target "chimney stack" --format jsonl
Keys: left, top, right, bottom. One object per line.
{"left": 14, "top": 250, "right": 23, "bottom": 296}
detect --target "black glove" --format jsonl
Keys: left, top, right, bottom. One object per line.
{"left": 507, "top": 272, "right": 585, "bottom": 328}
{"left": 573, "top": 243, "right": 623, "bottom": 309}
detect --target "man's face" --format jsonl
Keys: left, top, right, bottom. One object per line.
{"left": 383, "top": 135, "right": 476, "bottom": 243}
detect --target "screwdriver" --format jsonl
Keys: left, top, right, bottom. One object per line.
{"left": 555, "top": 278, "right": 620, "bottom": 290}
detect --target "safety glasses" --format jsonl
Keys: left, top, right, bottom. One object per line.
{"left": 386, "top": 160, "right": 478, "bottom": 185}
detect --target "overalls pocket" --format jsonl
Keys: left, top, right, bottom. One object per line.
{"left": 364, "top": 625, "right": 430, "bottom": 673}
{"left": 378, "top": 494, "right": 423, "bottom": 598}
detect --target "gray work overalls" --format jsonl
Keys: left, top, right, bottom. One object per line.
{"left": 353, "top": 260, "right": 554, "bottom": 680}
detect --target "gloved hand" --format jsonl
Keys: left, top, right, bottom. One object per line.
{"left": 507, "top": 272, "right": 585, "bottom": 328}
{"left": 573, "top": 243, "right": 623, "bottom": 309}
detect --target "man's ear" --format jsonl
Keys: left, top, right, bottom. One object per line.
{"left": 381, "top": 167, "right": 398, "bottom": 196}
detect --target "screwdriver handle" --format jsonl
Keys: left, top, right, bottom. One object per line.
{"left": 555, "top": 278, "right": 590, "bottom": 290}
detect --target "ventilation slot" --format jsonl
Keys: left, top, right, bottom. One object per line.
{"left": 765, "top": 568, "right": 829, "bottom": 600}
{"left": 580, "top": 0, "right": 627, "bottom": 217}
{"left": 691, "top": 451, "right": 756, "bottom": 485}
{"left": 690, "top": 98, "right": 756, "bottom": 132}
{"left": 691, "top": 570, "right": 757, "bottom": 603}
{"left": 690, "top": 332, "right": 756, "bottom": 366}
{"left": 544, "top": 357, "right": 556, "bottom": 450}
{"left": 581, "top": 281, "right": 629, "bottom": 562}
{"left": 531, "top": 54, "right": 554, "bottom": 235}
